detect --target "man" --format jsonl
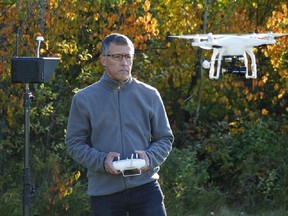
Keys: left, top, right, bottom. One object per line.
{"left": 65, "top": 33, "right": 174, "bottom": 216}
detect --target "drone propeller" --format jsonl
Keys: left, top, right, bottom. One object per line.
{"left": 241, "top": 32, "right": 288, "bottom": 38}
{"left": 170, "top": 32, "right": 288, "bottom": 40}
{"left": 169, "top": 33, "right": 236, "bottom": 40}
{"left": 169, "top": 35, "right": 208, "bottom": 40}
{"left": 273, "top": 33, "right": 288, "bottom": 37}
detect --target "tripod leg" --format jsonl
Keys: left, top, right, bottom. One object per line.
{"left": 23, "top": 167, "right": 32, "bottom": 215}
{"left": 23, "top": 84, "right": 34, "bottom": 216}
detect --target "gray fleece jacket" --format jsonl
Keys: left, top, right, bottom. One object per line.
{"left": 65, "top": 72, "right": 174, "bottom": 196}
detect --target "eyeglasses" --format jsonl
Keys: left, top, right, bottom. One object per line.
{"left": 105, "top": 54, "right": 135, "bottom": 61}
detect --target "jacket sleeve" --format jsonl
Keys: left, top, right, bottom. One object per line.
{"left": 65, "top": 93, "right": 106, "bottom": 172}
{"left": 146, "top": 90, "right": 174, "bottom": 169}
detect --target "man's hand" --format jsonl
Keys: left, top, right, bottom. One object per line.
{"left": 135, "top": 150, "right": 150, "bottom": 173}
{"left": 104, "top": 152, "right": 121, "bottom": 175}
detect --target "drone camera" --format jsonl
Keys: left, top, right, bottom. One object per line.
{"left": 221, "top": 55, "right": 246, "bottom": 76}
{"left": 222, "top": 66, "right": 246, "bottom": 76}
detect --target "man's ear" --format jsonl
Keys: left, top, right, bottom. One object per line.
{"left": 100, "top": 55, "right": 106, "bottom": 67}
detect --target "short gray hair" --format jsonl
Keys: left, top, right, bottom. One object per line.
{"left": 101, "top": 33, "right": 134, "bottom": 55}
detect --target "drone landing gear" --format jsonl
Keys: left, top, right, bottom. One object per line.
{"left": 245, "top": 49, "right": 257, "bottom": 79}
{"left": 208, "top": 48, "right": 221, "bottom": 79}
{"left": 205, "top": 50, "right": 258, "bottom": 79}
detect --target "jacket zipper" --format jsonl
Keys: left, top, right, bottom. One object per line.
{"left": 117, "top": 84, "right": 127, "bottom": 188}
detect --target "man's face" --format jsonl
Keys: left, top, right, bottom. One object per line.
{"left": 100, "top": 43, "right": 134, "bottom": 82}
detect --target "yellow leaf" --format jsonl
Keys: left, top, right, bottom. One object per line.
{"left": 74, "top": 171, "right": 81, "bottom": 181}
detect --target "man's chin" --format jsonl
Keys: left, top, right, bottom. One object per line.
{"left": 118, "top": 73, "right": 130, "bottom": 82}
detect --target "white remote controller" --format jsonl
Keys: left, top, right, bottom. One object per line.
{"left": 113, "top": 154, "right": 146, "bottom": 177}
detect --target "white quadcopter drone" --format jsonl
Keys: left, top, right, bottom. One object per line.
{"left": 170, "top": 32, "right": 288, "bottom": 79}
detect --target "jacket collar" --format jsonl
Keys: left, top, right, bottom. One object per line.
{"left": 100, "top": 71, "right": 133, "bottom": 92}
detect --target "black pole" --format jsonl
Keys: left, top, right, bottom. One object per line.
{"left": 23, "top": 83, "right": 33, "bottom": 216}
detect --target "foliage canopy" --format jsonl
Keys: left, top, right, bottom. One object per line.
{"left": 0, "top": 0, "right": 287, "bottom": 215}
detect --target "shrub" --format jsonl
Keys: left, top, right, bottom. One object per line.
{"left": 160, "top": 147, "right": 226, "bottom": 215}
{"left": 198, "top": 116, "right": 288, "bottom": 213}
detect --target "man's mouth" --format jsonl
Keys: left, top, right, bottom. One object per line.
{"left": 118, "top": 69, "right": 129, "bottom": 73}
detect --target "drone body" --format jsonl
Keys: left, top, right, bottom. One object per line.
{"left": 170, "top": 32, "right": 288, "bottom": 79}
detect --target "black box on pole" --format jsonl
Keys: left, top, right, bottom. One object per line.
{"left": 11, "top": 57, "right": 60, "bottom": 83}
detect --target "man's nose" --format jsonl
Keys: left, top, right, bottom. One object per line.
{"left": 120, "top": 58, "right": 128, "bottom": 65}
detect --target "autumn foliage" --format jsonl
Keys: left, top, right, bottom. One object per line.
{"left": 0, "top": 0, "right": 287, "bottom": 215}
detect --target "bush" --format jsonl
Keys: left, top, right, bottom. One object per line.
{"left": 161, "top": 115, "right": 288, "bottom": 215}
{"left": 195, "top": 116, "right": 288, "bottom": 213}
{"left": 160, "top": 147, "right": 226, "bottom": 215}
{"left": 0, "top": 188, "right": 22, "bottom": 216}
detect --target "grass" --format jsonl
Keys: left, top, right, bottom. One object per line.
{"left": 181, "top": 206, "right": 288, "bottom": 216}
